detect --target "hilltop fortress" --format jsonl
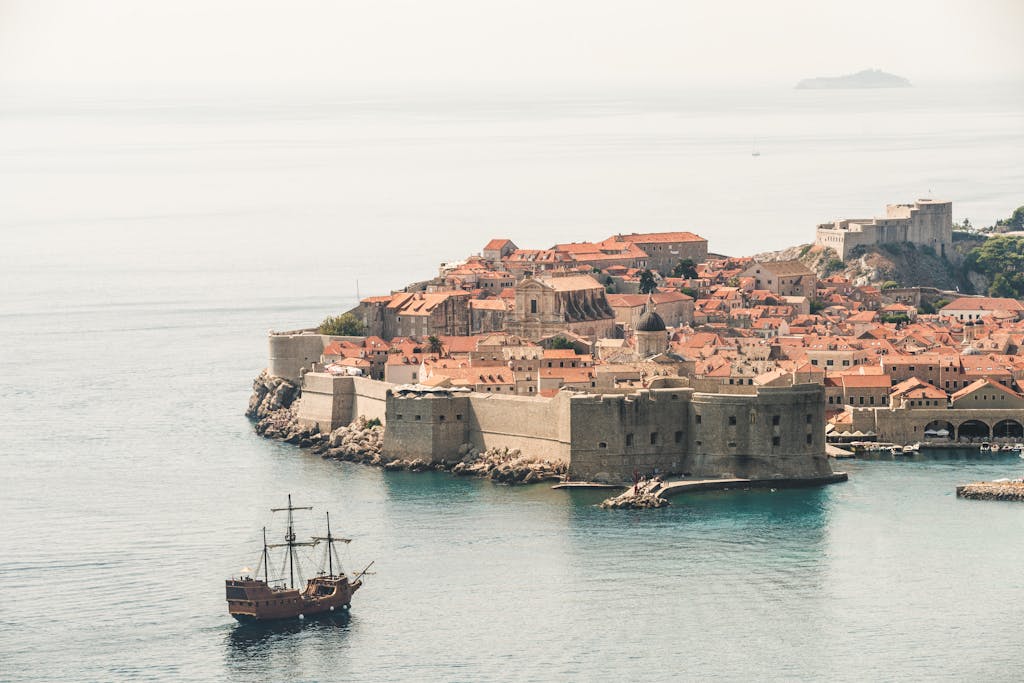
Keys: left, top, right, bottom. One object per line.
{"left": 815, "top": 199, "right": 952, "bottom": 260}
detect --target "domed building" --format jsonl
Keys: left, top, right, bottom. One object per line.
{"left": 634, "top": 300, "right": 668, "bottom": 359}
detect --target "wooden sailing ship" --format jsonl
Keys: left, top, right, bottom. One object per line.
{"left": 226, "top": 495, "right": 372, "bottom": 622}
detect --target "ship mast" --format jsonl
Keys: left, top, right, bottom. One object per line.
{"left": 270, "top": 494, "right": 314, "bottom": 588}
{"left": 313, "top": 510, "right": 351, "bottom": 578}
{"left": 262, "top": 527, "right": 270, "bottom": 584}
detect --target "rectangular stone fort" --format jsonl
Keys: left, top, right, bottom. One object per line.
{"left": 295, "top": 372, "right": 834, "bottom": 484}
{"left": 815, "top": 199, "right": 952, "bottom": 260}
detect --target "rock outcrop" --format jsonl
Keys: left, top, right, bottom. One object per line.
{"left": 600, "top": 478, "right": 670, "bottom": 509}
{"left": 247, "top": 370, "right": 299, "bottom": 421}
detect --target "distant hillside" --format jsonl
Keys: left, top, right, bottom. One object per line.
{"left": 796, "top": 69, "right": 911, "bottom": 90}
{"left": 754, "top": 238, "right": 987, "bottom": 292}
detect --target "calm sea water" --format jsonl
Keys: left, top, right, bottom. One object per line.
{"left": 2, "top": 85, "right": 1023, "bottom": 681}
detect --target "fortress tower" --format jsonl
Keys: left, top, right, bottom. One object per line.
{"left": 814, "top": 199, "right": 953, "bottom": 260}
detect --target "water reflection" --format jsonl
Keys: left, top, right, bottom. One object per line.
{"left": 225, "top": 611, "right": 352, "bottom": 654}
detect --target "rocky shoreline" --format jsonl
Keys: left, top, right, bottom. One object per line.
{"left": 247, "top": 371, "right": 566, "bottom": 485}
{"left": 956, "top": 480, "right": 1024, "bottom": 502}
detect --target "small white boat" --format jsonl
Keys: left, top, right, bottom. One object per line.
{"left": 889, "top": 446, "right": 903, "bottom": 455}
{"left": 902, "top": 443, "right": 920, "bottom": 453}
{"left": 979, "top": 442, "right": 992, "bottom": 452}
{"left": 1011, "top": 444, "right": 1023, "bottom": 453}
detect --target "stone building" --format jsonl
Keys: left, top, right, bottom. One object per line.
{"left": 739, "top": 261, "right": 817, "bottom": 299}
{"left": 607, "top": 291, "right": 695, "bottom": 329}
{"left": 504, "top": 274, "right": 617, "bottom": 341}
{"left": 356, "top": 291, "right": 474, "bottom": 340}
{"left": 617, "top": 231, "right": 709, "bottom": 274}
{"left": 814, "top": 199, "right": 953, "bottom": 260}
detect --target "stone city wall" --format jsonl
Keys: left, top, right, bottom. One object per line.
{"left": 297, "top": 374, "right": 389, "bottom": 432}
{"left": 466, "top": 393, "right": 572, "bottom": 463}
{"left": 295, "top": 368, "right": 834, "bottom": 484}
{"left": 568, "top": 389, "right": 692, "bottom": 482}
{"left": 848, "top": 405, "right": 1024, "bottom": 444}
{"left": 688, "top": 384, "right": 831, "bottom": 480}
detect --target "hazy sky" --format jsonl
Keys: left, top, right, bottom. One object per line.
{"left": 1, "top": 0, "right": 1021, "bottom": 90}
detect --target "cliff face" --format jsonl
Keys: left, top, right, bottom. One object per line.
{"left": 754, "top": 240, "right": 987, "bottom": 292}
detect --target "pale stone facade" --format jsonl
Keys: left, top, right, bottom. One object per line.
{"left": 504, "top": 274, "right": 617, "bottom": 341}
{"left": 814, "top": 199, "right": 953, "bottom": 260}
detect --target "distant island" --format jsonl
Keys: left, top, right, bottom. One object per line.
{"left": 796, "top": 69, "right": 911, "bottom": 90}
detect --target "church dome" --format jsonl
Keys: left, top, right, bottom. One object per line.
{"left": 636, "top": 309, "right": 666, "bottom": 332}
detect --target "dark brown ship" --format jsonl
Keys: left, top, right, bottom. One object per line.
{"left": 226, "top": 495, "right": 372, "bottom": 622}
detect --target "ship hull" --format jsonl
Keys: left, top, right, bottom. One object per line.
{"left": 227, "top": 577, "right": 361, "bottom": 622}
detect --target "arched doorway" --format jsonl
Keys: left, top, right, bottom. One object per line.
{"left": 992, "top": 419, "right": 1024, "bottom": 439}
{"left": 958, "top": 420, "right": 990, "bottom": 441}
{"left": 923, "top": 420, "right": 954, "bottom": 440}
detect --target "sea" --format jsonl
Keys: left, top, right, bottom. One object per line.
{"left": 1, "top": 83, "right": 1023, "bottom": 682}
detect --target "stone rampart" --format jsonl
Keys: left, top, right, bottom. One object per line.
{"left": 296, "top": 374, "right": 390, "bottom": 432}
{"left": 294, "top": 371, "right": 834, "bottom": 484}
{"left": 269, "top": 333, "right": 327, "bottom": 382}
{"left": 467, "top": 393, "right": 572, "bottom": 463}
{"left": 689, "top": 384, "right": 831, "bottom": 480}
{"left": 568, "top": 389, "right": 692, "bottom": 482}
{"left": 383, "top": 393, "right": 471, "bottom": 463}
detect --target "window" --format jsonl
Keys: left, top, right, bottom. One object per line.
{"left": 772, "top": 415, "right": 780, "bottom": 426}
{"left": 772, "top": 436, "right": 780, "bottom": 446}
{"left": 396, "top": 414, "right": 403, "bottom": 420}
{"left": 695, "top": 415, "right": 702, "bottom": 424}
{"left": 728, "top": 416, "right": 737, "bottom": 426}
{"left": 674, "top": 431, "right": 683, "bottom": 443}
{"left": 650, "top": 432, "right": 658, "bottom": 445}
{"left": 415, "top": 415, "right": 421, "bottom": 420}
{"left": 456, "top": 414, "right": 463, "bottom": 420}
{"left": 806, "top": 414, "right": 812, "bottom": 424}
{"left": 728, "top": 441, "right": 737, "bottom": 448}
{"left": 625, "top": 433, "right": 634, "bottom": 447}
{"left": 530, "top": 299, "right": 537, "bottom": 314}
{"left": 438, "top": 415, "right": 445, "bottom": 421}
{"left": 806, "top": 434, "right": 813, "bottom": 444}
{"left": 598, "top": 442, "right": 607, "bottom": 449}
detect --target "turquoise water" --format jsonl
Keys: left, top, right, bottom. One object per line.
{"left": 2, "top": 86, "right": 1023, "bottom": 681}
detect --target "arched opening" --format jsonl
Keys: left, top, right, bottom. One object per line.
{"left": 957, "top": 420, "right": 990, "bottom": 441}
{"left": 992, "top": 419, "right": 1024, "bottom": 439}
{"left": 923, "top": 420, "right": 954, "bottom": 440}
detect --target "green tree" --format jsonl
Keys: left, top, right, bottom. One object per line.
{"left": 638, "top": 269, "right": 657, "bottom": 294}
{"left": 680, "top": 287, "right": 700, "bottom": 299}
{"left": 967, "top": 235, "right": 1024, "bottom": 298}
{"left": 548, "top": 336, "right": 575, "bottom": 350}
{"left": 318, "top": 313, "right": 364, "bottom": 336}
{"left": 994, "top": 205, "right": 1024, "bottom": 231}
{"left": 426, "top": 335, "right": 444, "bottom": 355}
{"left": 881, "top": 280, "right": 899, "bottom": 290}
{"left": 809, "top": 299, "right": 826, "bottom": 314}
{"left": 671, "top": 258, "right": 698, "bottom": 279}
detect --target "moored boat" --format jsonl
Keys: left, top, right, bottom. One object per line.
{"left": 226, "top": 495, "right": 373, "bottom": 622}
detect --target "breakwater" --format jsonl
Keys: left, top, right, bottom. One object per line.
{"left": 956, "top": 481, "right": 1024, "bottom": 502}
